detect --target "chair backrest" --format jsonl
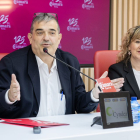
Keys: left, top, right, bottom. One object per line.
{"left": 0, "top": 53, "right": 8, "bottom": 60}
{"left": 94, "top": 50, "right": 120, "bottom": 112}
{"left": 94, "top": 50, "right": 120, "bottom": 79}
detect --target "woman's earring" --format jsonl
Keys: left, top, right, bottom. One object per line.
{"left": 128, "top": 51, "right": 131, "bottom": 55}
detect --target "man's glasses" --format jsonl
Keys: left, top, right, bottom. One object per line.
{"left": 33, "top": 13, "right": 58, "bottom": 21}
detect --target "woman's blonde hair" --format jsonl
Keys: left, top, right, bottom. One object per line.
{"left": 117, "top": 26, "right": 140, "bottom": 64}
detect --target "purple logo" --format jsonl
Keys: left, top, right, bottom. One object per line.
{"left": 82, "top": 0, "right": 94, "bottom": 10}
{"left": 49, "top": 0, "right": 63, "bottom": 8}
{"left": 13, "top": 0, "right": 28, "bottom": 6}
{"left": 81, "top": 37, "right": 93, "bottom": 51}
{"left": 67, "top": 18, "right": 80, "bottom": 32}
{"left": 0, "top": 15, "right": 11, "bottom": 30}
{"left": 13, "top": 36, "right": 27, "bottom": 49}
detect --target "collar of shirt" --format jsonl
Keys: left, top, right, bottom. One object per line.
{"left": 35, "top": 55, "right": 57, "bottom": 72}
{"left": 133, "top": 68, "right": 140, "bottom": 75}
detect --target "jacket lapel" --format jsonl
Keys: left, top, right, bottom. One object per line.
{"left": 27, "top": 48, "right": 40, "bottom": 106}
{"left": 56, "top": 50, "right": 71, "bottom": 114}
{"left": 124, "top": 61, "right": 140, "bottom": 98}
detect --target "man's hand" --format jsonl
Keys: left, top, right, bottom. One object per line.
{"left": 8, "top": 74, "right": 20, "bottom": 102}
{"left": 92, "top": 71, "right": 108, "bottom": 99}
{"left": 92, "top": 71, "right": 124, "bottom": 99}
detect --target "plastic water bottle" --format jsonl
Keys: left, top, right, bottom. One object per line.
{"left": 138, "top": 105, "right": 140, "bottom": 122}
{"left": 131, "top": 97, "right": 139, "bottom": 123}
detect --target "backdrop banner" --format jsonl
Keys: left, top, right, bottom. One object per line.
{"left": 0, "top": 0, "right": 110, "bottom": 65}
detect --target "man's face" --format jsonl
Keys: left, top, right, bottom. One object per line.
{"left": 28, "top": 20, "right": 62, "bottom": 57}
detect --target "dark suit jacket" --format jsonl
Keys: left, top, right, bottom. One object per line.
{"left": 108, "top": 60, "right": 140, "bottom": 99}
{"left": 0, "top": 45, "right": 98, "bottom": 118}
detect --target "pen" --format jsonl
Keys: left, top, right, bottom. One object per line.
{"left": 61, "top": 91, "right": 63, "bottom": 101}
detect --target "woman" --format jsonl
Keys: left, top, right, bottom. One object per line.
{"left": 108, "top": 25, "right": 140, "bottom": 99}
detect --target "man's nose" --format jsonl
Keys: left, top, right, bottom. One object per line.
{"left": 43, "top": 32, "right": 49, "bottom": 41}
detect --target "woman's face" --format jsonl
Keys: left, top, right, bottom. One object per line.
{"left": 129, "top": 38, "right": 140, "bottom": 61}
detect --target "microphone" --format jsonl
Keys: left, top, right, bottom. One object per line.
{"left": 43, "top": 48, "right": 102, "bottom": 92}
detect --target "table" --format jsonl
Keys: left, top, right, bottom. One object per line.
{"left": 0, "top": 113, "right": 140, "bottom": 140}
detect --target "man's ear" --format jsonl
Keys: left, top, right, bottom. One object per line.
{"left": 58, "top": 33, "right": 62, "bottom": 42}
{"left": 28, "top": 33, "right": 32, "bottom": 44}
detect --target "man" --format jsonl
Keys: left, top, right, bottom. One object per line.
{"left": 0, "top": 13, "right": 124, "bottom": 118}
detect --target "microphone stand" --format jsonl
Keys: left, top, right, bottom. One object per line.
{"left": 43, "top": 48, "right": 102, "bottom": 92}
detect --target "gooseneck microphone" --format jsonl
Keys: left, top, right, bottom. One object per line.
{"left": 43, "top": 48, "right": 102, "bottom": 92}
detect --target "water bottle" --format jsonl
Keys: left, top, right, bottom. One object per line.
{"left": 131, "top": 97, "right": 139, "bottom": 123}
{"left": 138, "top": 105, "right": 140, "bottom": 122}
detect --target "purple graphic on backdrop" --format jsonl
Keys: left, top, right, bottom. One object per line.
{"left": 0, "top": 15, "right": 11, "bottom": 30}
{"left": 67, "top": 18, "right": 80, "bottom": 32}
{"left": 0, "top": 0, "right": 110, "bottom": 65}
{"left": 81, "top": 37, "right": 93, "bottom": 51}
{"left": 13, "top": 35, "right": 27, "bottom": 50}
{"left": 49, "top": 0, "right": 63, "bottom": 8}
{"left": 82, "top": 0, "right": 94, "bottom": 10}
{"left": 13, "top": 0, "right": 28, "bottom": 6}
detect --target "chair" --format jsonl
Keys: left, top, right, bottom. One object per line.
{"left": 0, "top": 53, "right": 8, "bottom": 60}
{"left": 94, "top": 50, "right": 120, "bottom": 112}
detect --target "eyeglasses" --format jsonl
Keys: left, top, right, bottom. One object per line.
{"left": 33, "top": 13, "right": 58, "bottom": 21}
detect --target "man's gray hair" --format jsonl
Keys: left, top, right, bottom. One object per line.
{"left": 30, "top": 13, "right": 60, "bottom": 33}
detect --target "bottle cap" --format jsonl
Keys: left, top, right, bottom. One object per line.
{"left": 131, "top": 97, "right": 137, "bottom": 101}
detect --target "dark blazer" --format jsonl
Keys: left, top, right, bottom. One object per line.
{"left": 0, "top": 45, "right": 98, "bottom": 118}
{"left": 108, "top": 60, "right": 140, "bottom": 99}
